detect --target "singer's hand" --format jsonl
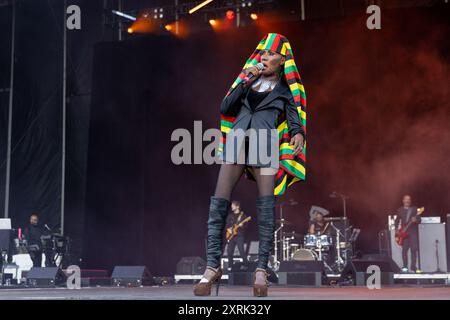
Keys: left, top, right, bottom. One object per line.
{"left": 290, "top": 133, "right": 304, "bottom": 156}
{"left": 243, "top": 66, "right": 261, "bottom": 85}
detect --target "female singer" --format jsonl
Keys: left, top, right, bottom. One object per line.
{"left": 194, "top": 33, "right": 307, "bottom": 297}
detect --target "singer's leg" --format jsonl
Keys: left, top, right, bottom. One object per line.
{"left": 214, "top": 163, "right": 246, "bottom": 200}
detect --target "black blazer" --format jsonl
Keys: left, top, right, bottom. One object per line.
{"left": 220, "top": 79, "right": 305, "bottom": 140}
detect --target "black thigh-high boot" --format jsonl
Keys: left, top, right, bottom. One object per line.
{"left": 255, "top": 195, "right": 276, "bottom": 270}
{"left": 206, "top": 196, "right": 231, "bottom": 268}
{"left": 194, "top": 197, "right": 230, "bottom": 296}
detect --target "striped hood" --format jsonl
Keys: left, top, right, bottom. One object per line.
{"left": 219, "top": 33, "right": 307, "bottom": 196}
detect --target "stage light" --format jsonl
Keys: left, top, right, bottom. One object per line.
{"left": 127, "top": 27, "right": 133, "bottom": 33}
{"left": 150, "top": 7, "right": 164, "bottom": 19}
{"left": 111, "top": 10, "right": 136, "bottom": 21}
{"left": 189, "top": 0, "right": 214, "bottom": 14}
{"left": 250, "top": 13, "right": 258, "bottom": 20}
{"left": 209, "top": 19, "right": 217, "bottom": 26}
{"left": 165, "top": 24, "right": 173, "bottom": 31}
{"left": 226, "top": 10, "right": 235, "bottom": 20}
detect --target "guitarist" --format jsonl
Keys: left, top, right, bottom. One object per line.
{"left": 226, "top": 201, "right": 249, "bottom": 268}
{"left": 395, "top": 195, "right": 421, "bottom": 273}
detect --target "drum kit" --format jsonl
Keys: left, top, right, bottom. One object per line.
{"left": 269, "top": 201, "right": 360, "bottom": 274}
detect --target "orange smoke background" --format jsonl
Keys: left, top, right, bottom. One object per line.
{"left": 200, "top": 7, "right": 450, "bottom": 251}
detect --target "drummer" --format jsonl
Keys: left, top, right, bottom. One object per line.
{"left": 308, "top": 206, "right": 330, "bottom": 235}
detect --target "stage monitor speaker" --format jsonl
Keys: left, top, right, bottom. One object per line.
{"left": 277, "top": 261, "right": 325, "bottom": 286}
{"left": 338, "top": 259, "right": 395, "bottom": 286}
{"left": 26, "top": 267, "right": 67, "bottom": 287}
{"left": 278, "top": 260, "right": 324, "bottom": 272}
{"left": 111, "top": 266, "right": 152, "bottom": 287}
{"left": 228, "top": 263, "right": 277, "bottom": 285}
{"left": 176, "top": 256, "right": 206, "bottom": 275}
{"left": 361, "top": 254, "right": 401, "bottom": 273}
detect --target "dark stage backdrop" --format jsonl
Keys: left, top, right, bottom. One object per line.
{"left": 84, "top": 7, "right": 450, "bottom": 275}
{"left": 0, "top": 1, "right": 64, "bottom": 230}
{"left": 0, "top": 0, "right": 108, "bottom": 263}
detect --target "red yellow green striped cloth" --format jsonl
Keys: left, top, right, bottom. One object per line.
{"left": 219, "top": 33, "right": 307, "bottom": 195}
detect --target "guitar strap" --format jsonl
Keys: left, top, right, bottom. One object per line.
{"left": 237, "top": 212, "right": 244, "bottom": 224}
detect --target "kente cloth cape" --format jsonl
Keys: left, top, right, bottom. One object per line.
{"left": 218, "top": 33, "right": 307, "bottom": 196}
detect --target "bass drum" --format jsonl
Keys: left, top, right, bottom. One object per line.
{"left": 291, "top": 248, "right": 318, "bottom": 261}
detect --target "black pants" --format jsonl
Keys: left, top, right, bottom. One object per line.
{"left": 29, "top": 249, "right": 42, "bottom": 267}
{"left": 227, "top": 236, "right": 247, "bottom": 265}
{"left": 28, "top": 249, "right": 55, "bottom": 267}
{"left": 402, "top": 235, "right": 419, "bottom": 271}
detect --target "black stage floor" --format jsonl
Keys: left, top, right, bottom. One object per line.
{"left": 0, "top": 285, "right": 449, "bottom": 300}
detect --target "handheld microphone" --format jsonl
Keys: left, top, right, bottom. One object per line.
{"left": 44, "top": 224, "right": 52, "bottom": 231}
{"left": 243, "top": 63, "right": 265, "bottom": 84}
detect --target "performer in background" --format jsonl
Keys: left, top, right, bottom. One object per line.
{"left": 23, "top": 214, "right": 44, "bottom": 267}
{"left": 226, "top": 201, "right": 249, "bottom": 269}
{"left": 194, "top": 33, "right": 307, "bottom": 297}
{"left": 22, "top": 213, "right": 54, "bottom": 267}
{"left": 308, "top": 211, "right": 329, "bottom": 235}
{"left": 395, "top": 195, "right": 422, "bottom": 273}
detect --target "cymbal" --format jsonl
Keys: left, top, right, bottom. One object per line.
{"left": 276, "top": 219, "right": 292, "bottom": 225}
{"left": 324, "top": 216, "right": 347, "bottom": 221}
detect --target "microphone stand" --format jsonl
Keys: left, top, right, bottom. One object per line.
{"left": 330, "top": 192, "right": 349, "bottom": 242}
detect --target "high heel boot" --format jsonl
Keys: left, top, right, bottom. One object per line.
{"left": 193, "top": 196, "right": 230, "bottom": 296}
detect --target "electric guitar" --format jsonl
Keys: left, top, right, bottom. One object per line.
{"left": 226, "top": 215, "right": 252, "bottom": 242}
{"left": 395, "top": 207, "right": 424, "bottom": 246}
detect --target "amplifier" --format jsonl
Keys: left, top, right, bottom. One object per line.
{"left": 447, "top": 214, "right": 450, "bottom": 271}
{"left": 419, "top": 223, "right": 447, "bottom": 272}
{"left": 421, "top": 217, "right": 441, "bottom": 224}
